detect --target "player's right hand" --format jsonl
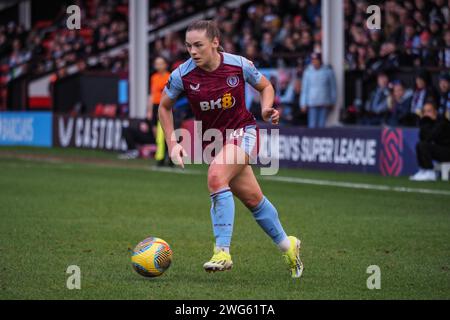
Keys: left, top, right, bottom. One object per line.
{"left": 169, "top": 143, "right": 188, "bottom": 169}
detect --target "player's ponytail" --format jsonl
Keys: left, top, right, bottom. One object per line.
{"left": 187, "top": 20, "right": 224, "bottom": 52}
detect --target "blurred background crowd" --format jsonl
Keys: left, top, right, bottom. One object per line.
{"left": 0, "top": 0, "right": 449, "bottom": 127}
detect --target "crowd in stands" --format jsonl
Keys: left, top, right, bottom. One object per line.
{"left": 150, "top": 0, "right": 322, "bottom": 71}
{"left": 149, "top": 0, "right": 222, "bottom": 31}
{"left": 1, "top": 0, "right": 225, "bottom": 84}
{"left": 359, "top": 70, "right": 450, "bottom": 127}
{"left": 148, "top": 0, "right": 450, "bottom": 126}
{"left": 0, "top": 0, "right": 128, "bottom": 81}
{"left": 147, "top": 0, "right": 323, "bottom": 126}
{"left": 345, "top": 0, "right": 450, "bottom": 73}
{"left": 345, "top": 0, "right": 450, "bottom": 126}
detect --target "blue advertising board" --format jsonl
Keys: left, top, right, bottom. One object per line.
{"left": 258, "top": 123, "right": 420, "bottom": 176}
{"left": 0, "top": 111, "right": 422, "bottom": 177}
{"left": 0, "top": 112, "right": 53, "bottom": 147}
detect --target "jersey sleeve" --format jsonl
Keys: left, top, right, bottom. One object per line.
{"left": 163, "top": 68, "right": 184, "bottom": 100}
{"left": 241, "top": 57, "right": 262, "bottom": 87}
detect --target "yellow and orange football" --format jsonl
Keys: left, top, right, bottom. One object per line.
{"left": 131, "top": 237, "right": 173, "bottom": 277}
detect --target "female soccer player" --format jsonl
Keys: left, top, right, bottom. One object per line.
{"left": 158, "top": 20, "right": 303, "bottom": 278}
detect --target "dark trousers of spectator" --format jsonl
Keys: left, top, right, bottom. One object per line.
{"left": 416, "top": 141, "right": 450, "bottom": 169}
{"left": 123, "top": 126, "right": 154, "bottom": 150}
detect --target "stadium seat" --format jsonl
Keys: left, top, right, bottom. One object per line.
{"left": 34, "top": 20, "right": 52, "bottom": 29}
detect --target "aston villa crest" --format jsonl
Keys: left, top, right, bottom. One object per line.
{"left": 226, "top": 75, "right": 239, "bottom": 88}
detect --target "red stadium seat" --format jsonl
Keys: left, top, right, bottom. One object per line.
{"left": 34, "top": 20, "right": 53, "bottom": 29}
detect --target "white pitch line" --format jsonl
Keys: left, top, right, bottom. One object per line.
{"left": 4, "top": 154, "right": 448, "bottom": 196}
{"left": 148, "top": 165, "right": 204, "bottom": 175}
{"left": 150, "top": 166, "right": 450, "bottom": 196}
{"left": 261, "top": 175, "right": 450, "bottom": 196}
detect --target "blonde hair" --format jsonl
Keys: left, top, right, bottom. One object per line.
{"left": 186, "top": 20, "right": 224, "bottom": 52}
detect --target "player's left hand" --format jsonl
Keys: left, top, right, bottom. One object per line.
{"left": 262, "top": 107, "right": 280, "bottom": 125}
{"left": 169, "top": 143, "right": 188, "bottom": 169}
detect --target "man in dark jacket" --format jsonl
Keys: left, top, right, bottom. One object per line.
{"left": 386, "top": 80, "right": 413, "bottom": 126}
{"left": 410, "top": 100, "right": 450, "bottom": 181}
{"left": 361, "top": 72, "right": 390, "bottom": 125}
{"left": 438, "top": 73, "right": 450, "bottom": 119}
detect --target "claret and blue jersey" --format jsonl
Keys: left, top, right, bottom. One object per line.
{"left": 163, "top": 52, "right": 263, "bottom": 140}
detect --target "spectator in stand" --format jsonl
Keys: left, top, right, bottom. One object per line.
{"left": 429, "top": 17, "right": 443, "bottom": 47}
{"left": 94, "top": 25, "right": 109, "bottom": 52}
{"left": 386, "top": 80, "right": 414, "bottom": 127}
{"left": 410, "top": 71, "right": 436, "bottom": 120}
{"left": 275, "top": 35, "right": 297, "bottom": 67}
{"left": 345, "top": 0, "right": 449, "bottom": 72}
{"left": 0, "top": 31, "right": 8, "bottom": 58}
{"left": 306, "top": 0, "right": 321, "bottom": 25}
{"left": 416, "top": 30, "right": 439, "bottom": 67}
{"left": 277, "top": 71, "right": 296, "bottom": 124}
{"left": 3, "top": 0, "right": 326, "bottom": 81}
{"left": 1, "top": 0, "right": 129, "bottom": 81}
{"left": 384, "top": 11, "right": 402, "bottom": 43}
{"left": 399, "top": 21, "right": 420, "bottom": 53}
{"left": 118, "top": 116, "right": 156, "bottom": 160}
{"left": 368, "top": 29, "right": 384, "bottom": 54}
{"left": 432, "top": 0, "right": 449, "bottom": 24}
{"left": 439, "top": 29, "right": 450, "bottom": 68}
{"left": 361, "top": 72, "right": 390, "bottom": 125}
{"left": 8, "top": 38, "right": 31, "bottom": 68}
{"left": 345, "top": 43, "right": 358, "bottom": 70}
{"left": 438, "top": 73, "right": 450, "bottom": 120}
{"left": 300, "top": 52, "right": 337, "bottom": 128}
{"left": 410, "top": 100, "right": 450, "bottom": 181}
{"left": 299, "top": 30, "right": 314, "bottom": 56}
{"left": 377, "top": 41, "right": 401, "bottom": 72}
{"left": 260, "top": 32, "right": 276, "bottom": 67}
{"left": 244, "top": 43, "right": 259, "bottom": 67}
{"left": 291, "top": 77, "right": 307, "bottom": 126}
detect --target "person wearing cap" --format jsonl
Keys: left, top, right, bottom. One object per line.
{"left": 438, "top": 73, "right": 450, "bottom": 120}
{"left": 299, "top": 52, "right": 337, "bottom": 128}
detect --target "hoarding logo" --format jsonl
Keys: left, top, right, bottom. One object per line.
{"left": 56, "top": 116, "right": 129, "bottom": 151}
{"left": 0, "top": 112, "right": 52, "bottom": 147}
{"left": 380, "top": 128, "right": 403, "bottom": 176}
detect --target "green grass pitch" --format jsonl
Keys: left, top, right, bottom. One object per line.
{"left": 0, "top": 146, "right": 449, "bottom": 299}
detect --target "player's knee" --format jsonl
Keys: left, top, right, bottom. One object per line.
{"left": 244, "top": 195, "right": 261, "bottom": 210}
{"left": 207, "top": 169, "right": 228, "bottom": 192}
